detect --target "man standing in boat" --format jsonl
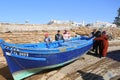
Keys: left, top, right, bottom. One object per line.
{"left": 44, "top": 33, "right": 51, "bottom": 43}
{"left": 55, "top": 30, "right": 64, "bottom": 41}
{"left": 63, "top": 30, "right": 71, "bottom": 40}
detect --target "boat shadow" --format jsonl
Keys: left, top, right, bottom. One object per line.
{"left": 87, "top": 50, "right": 120, "bottom": 62}
{"left": 86, "top": 51, "right": 100, "bottom": 58}
{"left": 107, "top": 50, "right": 120, "bottom": 62}
{"left": 0, "top": 65, "right": 14, "bottom": 80}
{"left": 77, "top": 70, "right": 104, "bottom": 80}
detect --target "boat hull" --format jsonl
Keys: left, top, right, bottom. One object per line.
{"left": 0, "top": 37, "right": 93, "bottom": 80}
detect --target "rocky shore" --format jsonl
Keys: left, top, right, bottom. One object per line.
{"left": 0, "top": 26, "right": 120, "bottom": 43}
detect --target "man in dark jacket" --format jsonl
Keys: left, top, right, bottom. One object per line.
{"left": 91, "top": 30, "right": 102, "bottom": 56}
{"left": 94, "top": 30, "right": 102, "bottom": 55}
{"left": 55, "top": 30, "right": 64, "bottom": 41}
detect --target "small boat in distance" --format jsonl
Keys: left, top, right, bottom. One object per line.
{"left": 0, "top": 36, "right": 93, "bottom": 80}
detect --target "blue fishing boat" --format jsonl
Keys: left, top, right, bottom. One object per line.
{"left": 0, "top": 36, "right": 93, "bottom": 80}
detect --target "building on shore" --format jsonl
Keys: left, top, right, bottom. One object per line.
{"left": 86, "top": 21, "right": 117, "bottom": 28}
{"left": 47, "top": 20, "right": 85, "bottom": 26}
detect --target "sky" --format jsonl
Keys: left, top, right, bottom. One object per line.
{"left": 0, "top": 0, "right": 120, "bottom": 24}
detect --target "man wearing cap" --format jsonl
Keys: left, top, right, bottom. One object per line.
{"left": 44, "top": 33, "right": 51, "bottom": 43}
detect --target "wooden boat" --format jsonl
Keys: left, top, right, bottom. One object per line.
{"left": 0, "top": 36, "right": 93, "bottom": 80}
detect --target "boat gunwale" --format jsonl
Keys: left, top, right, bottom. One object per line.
{"left": 1, "top": 39, "right": 93, "bottom": 51}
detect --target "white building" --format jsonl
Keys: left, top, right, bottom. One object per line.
{"left": 91, "top": 21, "right": 117, "bottom": 28}
{"left": 48, "top": 20, "right": 85, "bottom": 26}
